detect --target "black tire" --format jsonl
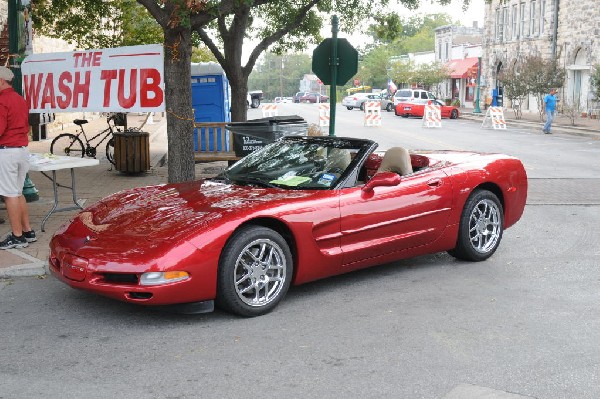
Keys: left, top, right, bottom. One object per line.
{"left": 106, "top": 137, "right": 115, "bottom": 165}
{"left": 50, "top": 133, "right": 84, "bottom": 157}
{"left": 217, "top": 225, "right": 293, "bottom": 317}
{"left": 346, "top": 106, "right": 353, "bottom": 110}
{"left": 359, "top": 102, "right": 365, "bottom": 111}
{"left": 386, "top": 103, "right": 393, "bottom": 112}
{"left": 448, "top": 189, "right": 504, "bottom": 262}
{"left": 450, "top": 109, "right": 459, "bottom": 119}
{"left": 251, "top": 98, "right": 260, "bottom": 108}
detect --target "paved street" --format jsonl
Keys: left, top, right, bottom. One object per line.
{"left": 1, "top": 105, "right": 599, "bottom": 398}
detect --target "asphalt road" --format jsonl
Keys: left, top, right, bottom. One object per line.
{"left": 1, "top": 105, "right": 599, "bottom": 399}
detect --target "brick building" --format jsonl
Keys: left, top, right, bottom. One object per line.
{"left": 483, "top": 0, "right": 599, "bottom": 113}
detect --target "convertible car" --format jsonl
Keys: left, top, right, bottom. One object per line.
{"left": 49, "top": 136, "right": 527, "bottom": 317}
{"left": 395, "top": 100, "right": 460, "bottom": 119}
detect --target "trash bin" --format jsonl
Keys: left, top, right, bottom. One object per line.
{"left": 113, "top": 131, "right": 150, "bottom": 173}
{"left": 227, "top": 115, "right": 308, "bottom": 157}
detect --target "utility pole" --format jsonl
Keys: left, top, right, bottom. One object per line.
{"left": 473, "top": 57, "right": 482, "bottom": 114}
{"left": 8, "top": 0, "right": 39, "bottom": 202}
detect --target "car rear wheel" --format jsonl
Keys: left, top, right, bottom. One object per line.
{"left": 346, "top": 106, "right": 353, "bottom": 110}
{"left": 217, "top": 225, "right": 293, "bottom": 317}
{"left": 450, "top": 109, "right": 459, "bottom": 119}
{"left": 448, "top": 189, "right": 504, "bottom": 262}
{"left": 386, "top": 103, "right": 393, "bottom": 112}
{"left": 360, "top": 103, "right": 365, "bottom": 111}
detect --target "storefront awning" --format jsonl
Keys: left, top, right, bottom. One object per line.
{"left": 446, "top": 57, "right": 479, "bottom": 79}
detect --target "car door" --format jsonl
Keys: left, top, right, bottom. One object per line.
{"left": 338, "top": 169, "right": 452, "bottom": 265}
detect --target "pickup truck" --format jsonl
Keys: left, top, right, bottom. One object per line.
{"left": 247, "top": 90, "right": 263, "bottom": 108}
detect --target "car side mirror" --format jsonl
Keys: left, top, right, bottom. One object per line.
{"left": 362, "top": 172, "right": 401, "bottom": 194}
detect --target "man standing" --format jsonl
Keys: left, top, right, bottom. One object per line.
{"left": 0, "top": 66, "right": 36, "bottom": 249}
{"left": 543, "top": 88, "right": 558, "bottom": 134}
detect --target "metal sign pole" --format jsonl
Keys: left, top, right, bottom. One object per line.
{"left": 329, "top": 15, "right": 339, "bottom": 137}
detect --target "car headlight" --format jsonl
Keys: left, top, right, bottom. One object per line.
{"left": 140, "top": 271, "right": 189, "bottom": 286}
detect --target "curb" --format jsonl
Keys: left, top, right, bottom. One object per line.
{"left": 0, "top": 249, "right": 49, "bottom": 278}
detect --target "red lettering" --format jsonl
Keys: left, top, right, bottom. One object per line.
{"left": 23, "top": 73, "right": 43, "bottom": 109}
{"left": 73, "top": 53, "right": 83, "bottom": 68}
{"left": 72, "top": 71, "right": 91, "bottom": 108}
{"left": 57, "top": 72, "right": 72, "bottom": 109}
{"left": 40, "top": 73, "right": 57, "bottom": 109}
{"left": 100, "top": 70, "right": 118, "bottom": 107}
{"left": 92, "top": 52, "right": 102, "bottom": 66}
{"left": 117, "top": 69, "right": 137, "bottom": 109}
{"left": 140, "top": 69, "right": 163, "bottom": 107}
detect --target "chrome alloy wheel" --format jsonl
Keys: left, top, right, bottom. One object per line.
{"left": 234, "top": 238, "right": 287, "bottom": 307}
{"left": 468, "top": 198, "right": 501, "bottom": 254}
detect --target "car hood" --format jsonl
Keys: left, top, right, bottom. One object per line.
{"left": 66, "top": 180, "right": 315, "bottom": 242}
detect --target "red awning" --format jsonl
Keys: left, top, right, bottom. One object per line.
{"left": 446, "top": 57, "right": 479, "bottom": 79}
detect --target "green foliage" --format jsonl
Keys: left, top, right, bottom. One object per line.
{"left": 248, "top": 53, "right": 312, "bottom": 98}
{"left": 31, "top": 0, "right": 163, "bottom": 49}
{"left": 389, "top": 58, "right": 448, "bottom": 89}
{"left": 591, "top": 64, "right": 600, "bottom": 102}
{"left": 499, "top": 63, "right": 529, "bottom": 119}
{"left": 519, "top": 56, "right": 565, "bottom": 119}
{"left": 191, "top": 46, "right": 217, "bottom": 63}
{"left": 356, "top": 46, "right": 393, "bottom": 89}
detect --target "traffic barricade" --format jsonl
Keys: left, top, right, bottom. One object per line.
{"left": 422, "top": 104, "right": 442, "bottom": 128}
{"left": 318, "top": 103, "right": 330, "bottom": 127}
{"left": 363, "top": 101, "right": 382, "bottom": 127}
{"left": 261, "top": 103, "right": 279, "bottom": 117}
{"left": 482, "top": 106, "right": 507, "bottom": 129}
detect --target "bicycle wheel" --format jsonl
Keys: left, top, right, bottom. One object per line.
{"left": 106, "top": 137, "right": 115, "bottom": 165}
{"left": 50, "top": 134, "right": 85, "bottom": 157}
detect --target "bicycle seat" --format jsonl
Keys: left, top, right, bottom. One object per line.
{"left": 73, "top": 119, "right": 88, "bottom": 126}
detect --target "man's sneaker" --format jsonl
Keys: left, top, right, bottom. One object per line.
{"left": 0, "top": 233, "right": 29, "bottom": 250}
{"left": 23, "top": 230, "right": 37, "bottom": 243}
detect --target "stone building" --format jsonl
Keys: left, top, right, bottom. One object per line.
{"left": 483, "top": 0, "right": 599, "bottom": 114}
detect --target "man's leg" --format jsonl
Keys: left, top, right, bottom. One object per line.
{"left": 4, "top": 196, "right": 24, "bottom": 236}
{"left": 18, "top": 195, "right": 32, "bottom": 233}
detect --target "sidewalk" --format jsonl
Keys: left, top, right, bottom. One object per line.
{"left": 1, "top": 108, "right": 598, "bottom": 278}
{"left": 0, "top": 113, "right": 227, "bottom": 278}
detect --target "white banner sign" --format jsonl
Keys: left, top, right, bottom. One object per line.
{"left": 21, "top": 44, "right": 165, "bottom": 113}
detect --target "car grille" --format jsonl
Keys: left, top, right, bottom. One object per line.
{"left": 102, "top": 273, "right": 139, "bottom": 284}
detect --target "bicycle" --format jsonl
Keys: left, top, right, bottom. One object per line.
{"left": 50, "top": 113, "right": 125, "bottom": 165}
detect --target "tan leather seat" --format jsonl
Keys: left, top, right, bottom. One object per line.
{"left": 377, "top": 147, "right": 413, "bottom": 176}
{"left": 325, "top": 148, "right": 351, "bottom": 172}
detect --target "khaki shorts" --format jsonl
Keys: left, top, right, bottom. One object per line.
{"left": 0, "top": 147, "right": 30, "bottom": 197}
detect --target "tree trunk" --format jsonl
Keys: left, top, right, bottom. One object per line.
{"left": 163, "top": 28, "right": 195, "bottom": 183}
{"left": 229, "top": 74, "right": 249, "bottom": 122}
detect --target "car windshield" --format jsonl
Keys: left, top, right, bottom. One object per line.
{"left": 217, "top": 137, "right": 375, "bottom": 190}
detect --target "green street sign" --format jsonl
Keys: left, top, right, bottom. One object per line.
{"left": 312, "top": 38, "right": 358, "bottom": 86}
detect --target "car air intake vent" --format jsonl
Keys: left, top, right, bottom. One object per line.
{"left": 103, "top": 273, "right": 139, "bottom": 284}
{"left": 128, "top": 292, "right": 153, "bottom": 300}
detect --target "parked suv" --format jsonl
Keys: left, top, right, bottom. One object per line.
{"left": 393, "top": 89, "right": 436, "bottom": 106}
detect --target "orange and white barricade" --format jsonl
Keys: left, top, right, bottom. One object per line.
{"left": 422, "top": 103, "right": 442, "bottom": 128}
{"left": 482, "top": 106, "right": 507, "bottom": 129}
{"left": 262, "top": 103, "right": 278, "bottom": 117}
{"left": 318, "top": 103, "right": 330, "bottom": 127}
{"left": 363, "top": 101, "right": 382, "bottom": 127}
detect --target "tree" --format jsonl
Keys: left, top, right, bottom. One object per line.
{"left": 32, "top": 0, "right": 472, "bottom": 183}
{"left": 591, "top": 65, "right": 600, "bottom": 106}
{"left": 355, "top": 46, "right": 394, "bottom": 89}
{"left": 520, "top": 56, "right": 565, "bottom": 120}
{"left": 248, "top": 53, "right": 312, "bottom": 99}
{"left": 498, "top": 63, "right": 528, "bottom": 119}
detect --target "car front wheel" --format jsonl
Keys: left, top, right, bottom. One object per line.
{"left": 448, "top": 189, "right": 504, "bottom": 262}
{"left": 386, "top": 103, "right": 393, "bottom": 112}
{"left": 217, "top": 225, "right": 293, "bottom": 317}
{"left": 450, "top": 109, "right": 459, "bottom": 119}
{"left": 346, "top": 106, "right": 353, "bottom": 110}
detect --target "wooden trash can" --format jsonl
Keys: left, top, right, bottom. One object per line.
{"left": 113, "top": 131, "right": 150, "bottom": 173}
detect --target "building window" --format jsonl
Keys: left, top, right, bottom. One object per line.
{"left": 512, "top": 4, "right": 519, "bottom": 39}
{"left": 530, "top": 0, "right": 538, "bottom": 36}
{"left": 438, "top": 41, "right": 442, "bottom": 61}
{"left": 445, "top": 41, "right": 449, "bottom": 61}
{"left": 503, "top": 7, "right": 510, "bottom": 41}
{"left": 540, "top": 0, "right": 546, "bottom": 34}
{"left": 520, "top": 2, "right": 526, "bottom": 38}
{"left": 495, "top": 8, "right": 501, "bottom": 42}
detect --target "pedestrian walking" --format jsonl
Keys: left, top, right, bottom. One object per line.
{"left": 0, "top": 66, "right": 36, "bottom": 249}
{"left": 543, "top": 88, "right": 557, "bottom": 134}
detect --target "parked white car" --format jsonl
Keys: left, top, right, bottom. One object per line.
{"left": 274, "top": 97, "right": 293, "bottom": 103}
{"left": 341, "top": 92, "right": 372, "bottom": 110}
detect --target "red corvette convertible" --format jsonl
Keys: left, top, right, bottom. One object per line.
{"left": 49, "top": 136, "right": 527, "bottom": 317}
{"left": 395, "top": 99, "right": 460, "bottom": 119}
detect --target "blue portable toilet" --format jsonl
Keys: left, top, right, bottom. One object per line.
{"left": 191, "top": 62, "right": 231, "bottom": 151}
